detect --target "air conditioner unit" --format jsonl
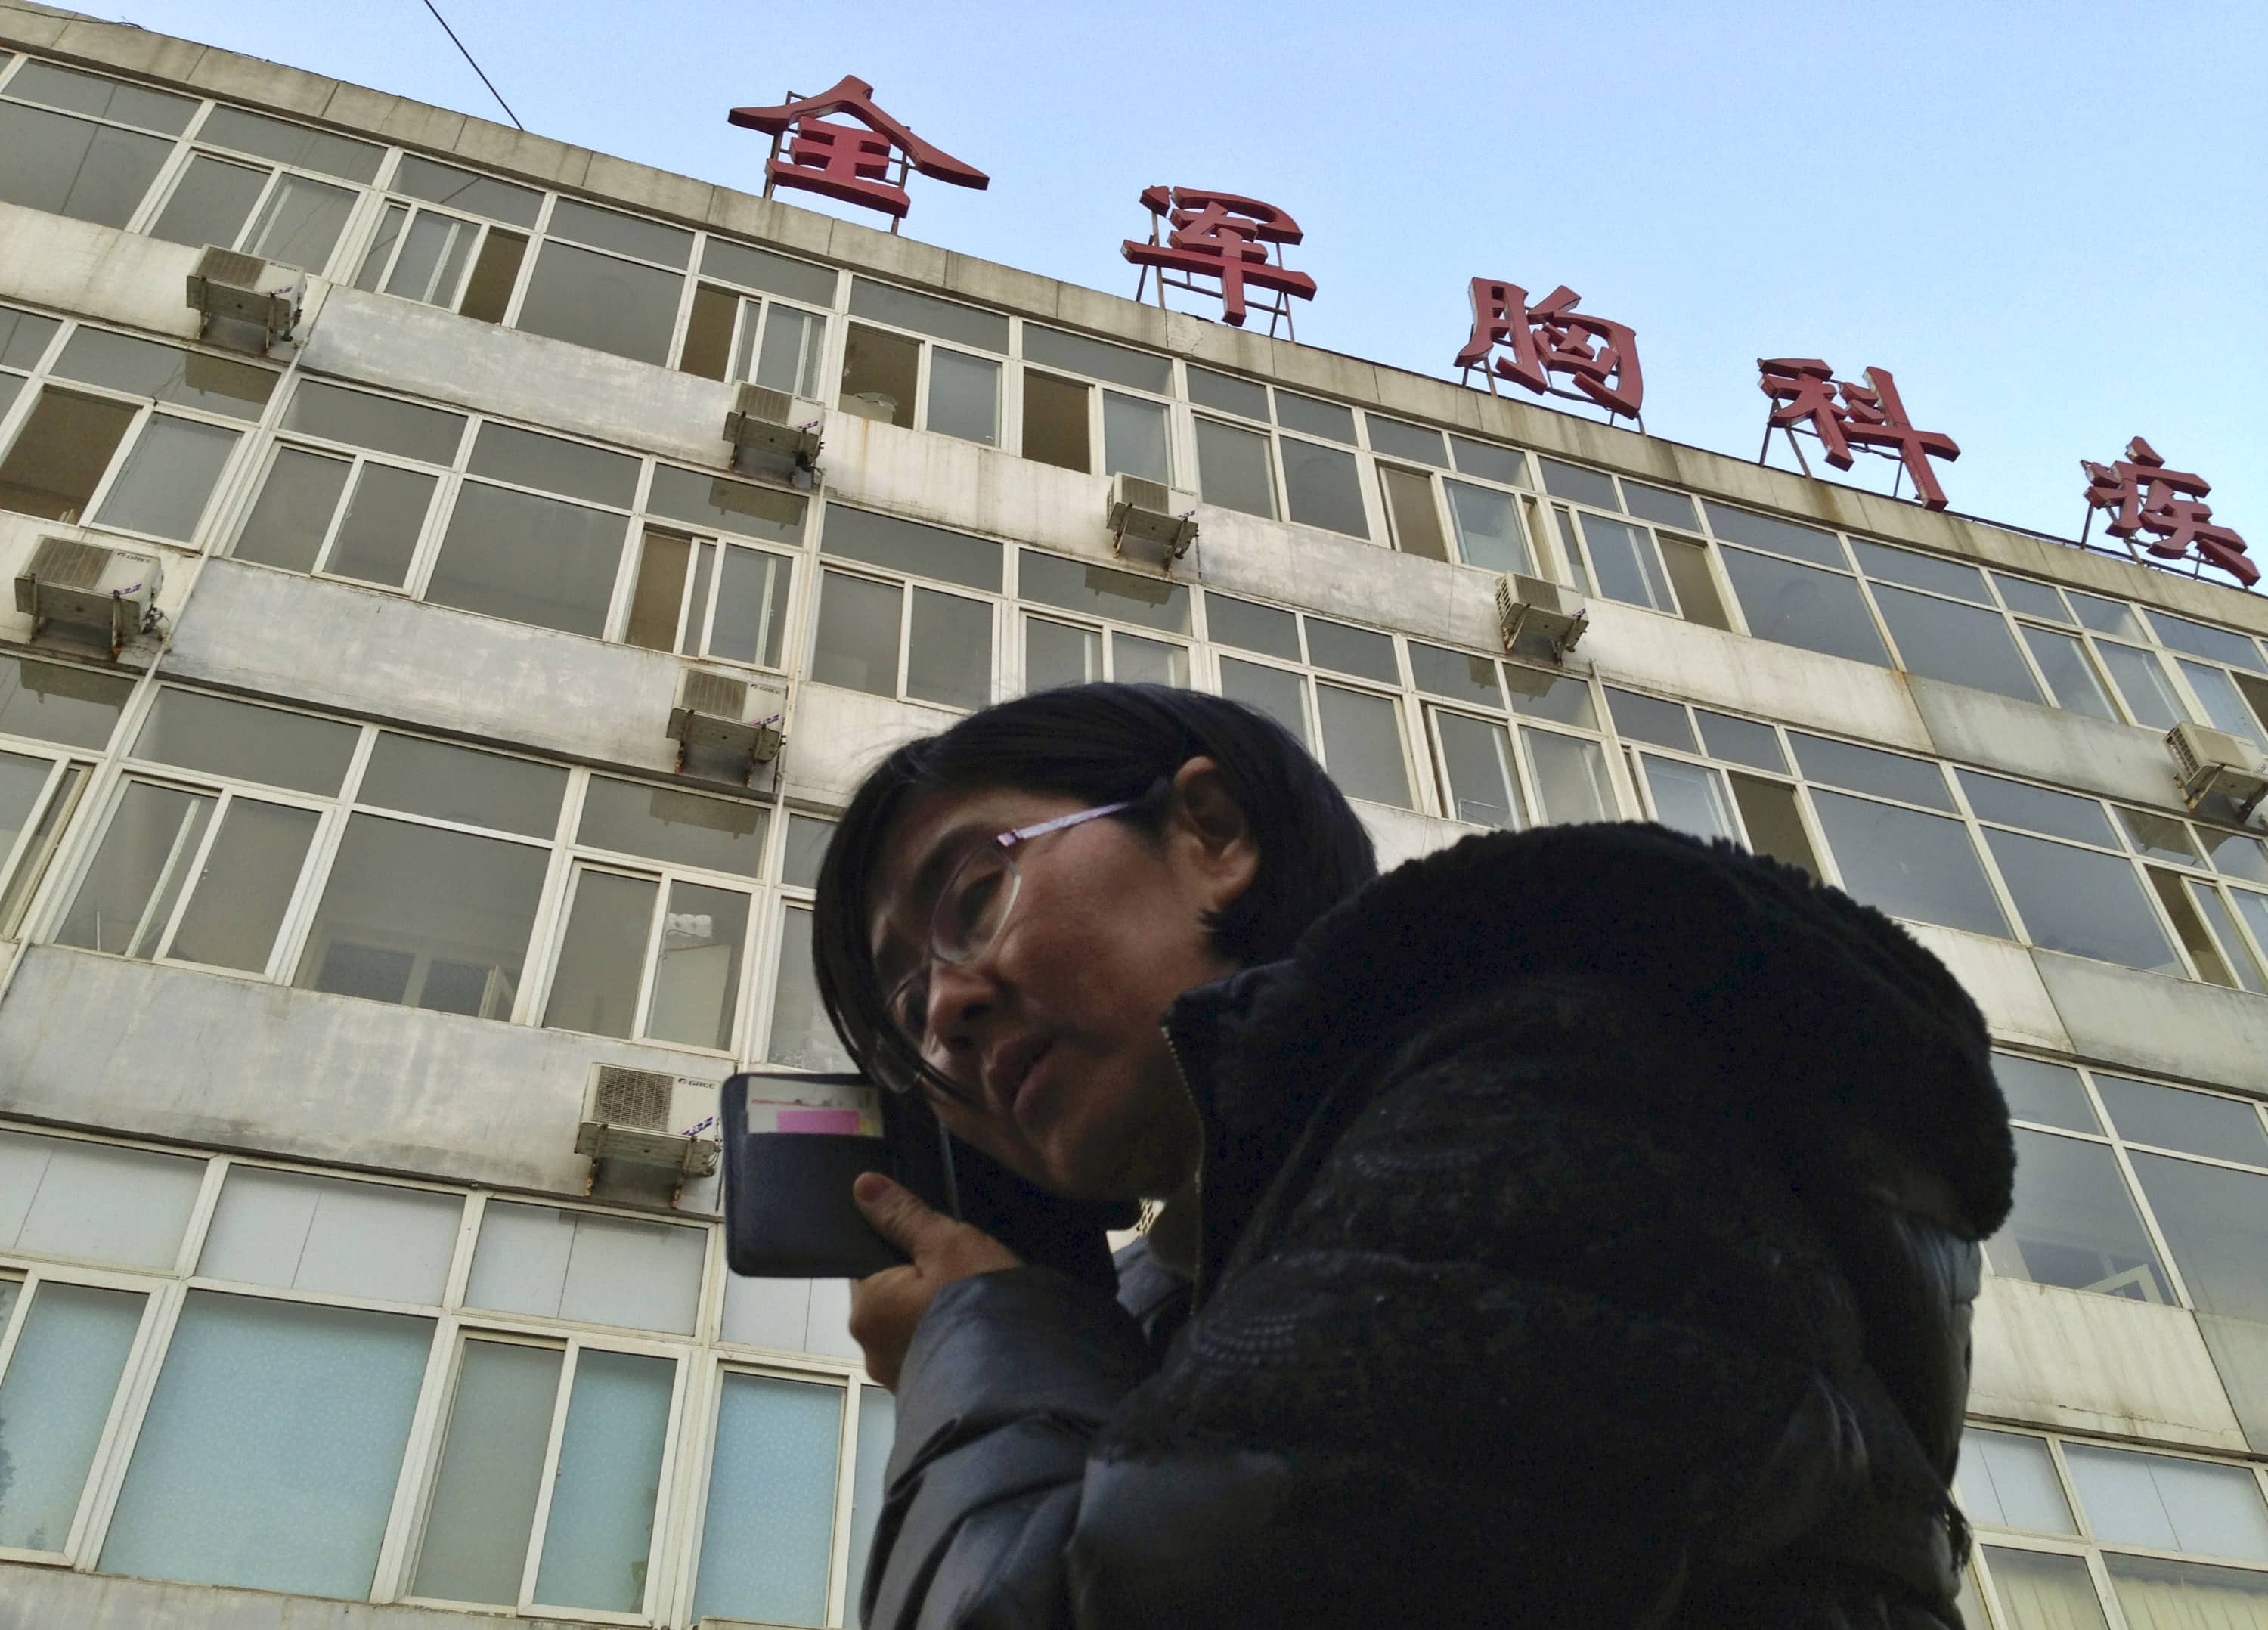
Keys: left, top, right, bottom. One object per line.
{"left": 2167, "top": 722, "right": 2268, "bottom": 820}
{"left": 577, "top": 1064, "right": 721, "bottom": 1177}
{"left": 1105, "top": 471, "right": 1199, "bottom": 562}
{"left": 185, "top": 246, "right": 300, "bottom": 350}
{"left": 14, "top": 536, "right": 162, "bottom": 653}
{"left": 723, "top": 383, "right": 824, "bottom": 466}
{"left": 668, "top": 667, "right": 786, "bottom": 773}
{"left": 1495, "top": 573, "right": 1588, "bottom": 662}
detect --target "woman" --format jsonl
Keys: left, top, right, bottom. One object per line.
{"left": 813, "top": 683, "right": 2012, "bottom": 1630}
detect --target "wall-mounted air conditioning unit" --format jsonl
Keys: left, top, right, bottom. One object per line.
{"left": 667, "top": 667, "right": 786, "bottom": 776}
{"left": 723, "top": 383, "right": 824, "bottom": 467}
{"left": 2167, "top": 722, "right": 2268, "bottom": 821}
{"left": 185, "top": 246, "right": 300, "bottom": 351}
{"left": 1495, "top": 573, "right": 1588, "bottom": 662}
{"left": 14, "top": 537, "right": 162, "bottom": 654}
{"left": 576, "top": 1064, "right": 721, "bottom": 1178}
{"left": 1105, "top": 472, "right": 1198, "bottom": 562}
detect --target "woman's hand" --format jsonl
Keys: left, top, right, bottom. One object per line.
{"left": 848, "top": 1173, "right": 1023, "bottom": 1388}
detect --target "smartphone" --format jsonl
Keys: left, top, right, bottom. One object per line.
{"left": 720, "top": 1071, "right": 912, "bottom": 1279}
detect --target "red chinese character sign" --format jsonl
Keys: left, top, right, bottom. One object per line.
{"left": 1455, "top": 280, "right": 1644, "bottom": 424}
{"left": 1122, "top": 187, "right": 1316, "bottom": 338}
{"left": 2081, "top": 438, "right": 2256, "bottom": 588}
{"left": 728, "top": 76, "right": 987, "bottom": 230}
{"left": 1755, "top": 358, "right": 1961, "bottom": 511}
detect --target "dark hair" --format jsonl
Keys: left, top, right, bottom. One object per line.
{"left": 813, "top": 683, "right": 1378, "bottom": 1095}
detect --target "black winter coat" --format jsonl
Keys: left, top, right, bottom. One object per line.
{"left": 860, "top": 823, "right": 2015, "bottom": 1630}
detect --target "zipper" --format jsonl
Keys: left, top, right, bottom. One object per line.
{"left": 1159, "top": 1018, "right": 1210, "bottom": 1305}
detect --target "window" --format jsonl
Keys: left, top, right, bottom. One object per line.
{"left": 353, "top": 155, "right": 541, "bottom": 323}
{"left": 1604, "top": 688, "right": 1827, "bottom": 872}
{"left": 767, "top": 898, "right": 853, "bottom": 1074}
{"left": 0, "top": 1128, "right": 203, "bottom": 1269}
{"left": 1703, "top": 503, "right": 1891, "bottom": 665}
{"left": 1206, "top": 595, "right": 1413, "bottom": 807}
{"left": 1959, "top": 770, "right": 2182, "bottom": 975}
{"left": 144, "top": 105, "right": 380, "bottom": 276}
{"left": 1406, "top": 640, "right": 1616, "bottom": 828}
{"left": 0, "top": 59, "right": 194, "bottom": 228}
{"left": 0, "top": 324, "right": 274, "bottom": 538}
{"left": 1018, "top": 549, "right": 1192, "bottom": 690}
{"left": 0, "top": 1274, "right": 148, "bottom": 1554}
{"left": 676, "top": 237, "right": 838, "bottom": 397}
{"left": 1530, "top": 459, "right": 1730, "bottom": 628}
{"left": 1851, "top": 542, "right": 2047, "bottom": 704}
{"left": 623, "top": 466, "right": 802, "bottom": 668}
{"left": 512, "top": 198, "right": 693, "bottom": 367}
{"left": 1186, "top": 369, "right": 1371, "bottom": 538}
{"left": 811, "top": 507, "right": 999, "bottom": 711}
{"left": 1018, "top": 324, "right": 1175, "bottom": 481}
{"left": 1783, "top": 733, "right": 2012, "bottom": 937}
{"left": 841, "top": 278, "right": 1009, "bottom": 443}
{"left": 691, "top": 1371, "right": 847, "bottom": 1624}
{"left": 1373, "top": 424, "right": 1541, "bottom": 573}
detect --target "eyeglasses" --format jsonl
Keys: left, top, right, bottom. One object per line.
{"left": 884, "top": 798, "right": 1136, "bottom": 1041}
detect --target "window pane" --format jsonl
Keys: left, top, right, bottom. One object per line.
{"left": 1851, "top": 539, "right": 1993, "bottom": 604}
{"left": 1206, "top": 594, "right": 1301, "bottom": 660}
{"left": 840, "top": 323, "right": 918, "bottom": 428}
{"left": 147, "top": 153, "right": 265, "bottom": 250}
{"left": 197, "top": 107, "right": 381, "bottom": 184}
{"left": 1433, "top": 710, "right": 1522, "bottom": 828}
{"left": 753, "top": 304, "right": 826, "bottom": 398}
{"left": 846, "top": 1387, "right": 897, "bottom": 1613}
{"left": 1581, "top": 515, "right": 1674, "bottom": 612}
{"left": 2022, "top": 626, "right": 2118, "bottom": 720}
{"left": 2098, "top": 1077, "right": 2268, "bottom": 1165}
{"left": 2065, "top": 1443, "right": 2268, "bottom": 1560}
{"left": 426, "top": 483, "right": 627, "bottom": 638}
{"left": 782, "top": 814, "right": 834, "bottom": 891}
{"left": 1306, "top": 619, "right": 1396, "bottom": 683}
{"left": 2096, "top": 642, "right": 2188, "bottom": 729}
{"left": 136, "top": 688, "right": 358, "bottom": 795}
{"left": 55, "top": 782, "right": 212, "bottom": 958}
{"left": 235, "top": 448, "right": 349, "bottom": 572}
{"left": 1409, "top": 643, "right": 1504, "bottom": 709}
{"left": 1102, "top": 391, "right": 1170, "bottom": 483}
{"left": 324, "top": 462, "right": 435, "bottom": 587}
{"left": 4, "top": 62, "right": 195, "bottom": 132}
{"left": 692, "top": 1374, "right": 844, "bottom": 1627}
{"left": 1646, "top": 755, "right": 1739, "bottom": 843}
{"left": 1186, "top": 366, "right": 1268, "bottom": 421}
{"left": 1697, "top": 711, "right": 1786, "bottom": 772}
{"left": 2148, "top": 609, "right": 2267, "bottom": 674}
{"left": 927, "top": 349, "right": 1000, "bottom": 446}
{"left": 295, "top": 814, "right": 545, "bottom": 1018}
{"left": 1622, "top": 482, "right": 1698, "bottom": 531}
{"left": 412, "top": 1340, "right": 562, "bottom": 1605}
{"left": 1984, "top": 1127, "right": 2173, "bottom": 1301}
{"left": 242, "top": 172, "right": 355, "bottom": 271}
{"left": 459, "top": 228, "right": 525, "bottom": 323}
{"left": 465, "top": 423, "right": 634, "bottom": 508}
{"left": 395, "top": 153, "right": 544, "bottom": 227}
{"left": 531, "top": 1350, "right": 674, "bottom": 1613}
{"left": 1719, "top": 547, "right": 1892, "bottom": 666}
{"left": 1019, "top": 550, "right": 1190, "bottom": 633}
{"left": 1697, "top": 503, "right": 1844, "bottom": 567}
{"left": 0, "top": 1281, "right": 144, "bottom": 1552}
{"left": 1872, "top": 584, "right": 2045, "bottom": 704}
{"left": 1021, "top": 370, "right": 1089, "bottom": 472}
{"left": 2105, "top": 1554, "right": 2268, "bottom": 1626}
{"left": 1983, "top": 1546, "right": 2110, "bottom": 1630}
{"left": 2127, "top": 1153, "right": 2268, "bottom": 1322}
{"left": 1194, "top": 417, "right": 1275, "bottom": 518}
{"left": 2179, "top": 659, "right": 2268, "bottom": 750}
{"left": 1025, "top": 615, "right": 1099, "bottom": 691}
{"left": 200, "top": 1167, "right": 457, "bottom": 1305}
{"left": 468, "top": 1203, "right": 705, "bottom": 1332}
{"left": 2118, "top": 807, "right": 2204, "bottom": 865}
{"left": 906, "top": 589, "right": 992, "bottom": 710}
{"left": 1274, "top": 392, "right": 1356, "bottom": 443}
{"left": 0, "top": 1130, "right": 203, "bottom": 1267}
{"left": 1380, "top": 466, "right": 1448, "bottom": 562}
{"left": 1022, "top": 324, "right": 1171, "bottom": 393}
{"left": 544, "top": 869, "right": 658, "bottom": 1039}
{"left": 579, "top": 776, "right": 766, "bottom": 875}
{"left": 100, "top": 1294, "right": 432, "bottom": 1599}
{"left": 88, "top": 416, "right": 237, "bottom": 541}
{"left": 1112, "top": 632, "right": 1188, "bottom": 686}
{"left": 821, "top": 506, "right": 1000, "bottom": 591}
{"left": 1811, "top": 791, "right": 2009, "bottom": 937}
{"left": 1281, "top": 438, "right": 1368, "bottom": 536}
{"left": 514, "top": 242, "right": 682, "bottom": 366}
{"left": 847, "top": 278, "right": 1007, "bottom": 352}
{"left": 1606, "top": 687, "right": 1696, "bottom": 751}
{"left": 166, "top": 797, "right": 316, "bottom": 972}
{"left": 1538, "top": 457, "right": 1619, "bottom": 510}
{"left": 1991, "top": 1054, "right": 2100, "bottom": 1133}
{"left": 677, "top": 283, "right": 735, "bottom": 381}
{"left": 1659, "top": 537, "right": 1731, "bottom": 631}
{"left": 358, "top": 733, "right": 565, "bottom": 837}
{"left": 767, "top": 903, "right": 852, "bottom": 1071}
{"left": 0, "top": 103, "right": 170, "bottom": 226}
{"left": 1317, "top": 683, "right": 1410, "bottom": 807}
{"left": 0, "top": 746, "right": 51, "bottom": 860}
{"left": 53, "top": 330, "right": 274, "bottom": 417}
{"left": 1994, "top": 575, "right": 2073, "bottom": 622}
{"left": 810, "top": 571, "right": 902, "bottom": 697}
{"left": 1219, "top": 658, "right": 1307, "bottom": 746}
{"left": 384, "top": 210, "right": 476, "bottom": 307}
{"left": 1728, "top": 773, "right": 1820, "bottom": 879}
{"left": 1960, "top": 772, "right": 2118, "bottom": 848}
{"left": 1954, "top": 1428, "right": 2076, "bottom": 1533}
{"left": 1523, "top": 729, "right": 1615, "bottom": 824}
{"left": 1504, "top": 666, "right": 1597, "bottom": 727}
{"left": 285, "top": 381, "right": 466, "bottom": 466}
{"left": 0, "top": 389, "right": 134, "bottom": 521}
{"left": 1790, "top": 733, "right": 1954, "bottom": 810}
{"left": 2208, "top": 831, "right": 2268, "bottom": 884}
{"left": 648, "top": 466, "right": 804, "bottom": 547}
{"left": 649, "top": 880, "right": 748, "bottom": 1049}
{"left": 1983, "top": 829, "right": 2179, "bottom": 973}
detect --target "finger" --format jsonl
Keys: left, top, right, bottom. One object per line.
{"left": 854, "top": 1173, "right": 962, "bottom": 1260}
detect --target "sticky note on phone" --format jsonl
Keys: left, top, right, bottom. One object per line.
{"left": 738, "top": 1077, "right": 882, "bottom": 1137}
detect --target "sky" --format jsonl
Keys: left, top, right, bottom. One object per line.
{"left": 107, "top": 0, "right": 2268, "bottom": 570}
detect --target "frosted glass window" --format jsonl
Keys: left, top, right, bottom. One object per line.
{"left": 767, "top": 903, "right": 853, "bottom": 1072}
{"left": 135, "top": 687, "right": 357, "bottom": 795}
{"left": 467, "top": 1203, "right": 705, "bottom": 1334}
{"left": 1986, "top": 1128, "right": 2174, "bottom": 1303}
{"left": 531, "top": 1350, "right": 675, "bottom": 1613}
{"left": 100, "top": 1294, "right": 432, "bottom": 1598}
{"left": 1433, "top": 710, "right": 1523, "bottom": 829}
{"left": 847, "top": 1387, "right": 897, "bottom": 1611}
{"left": 0, "top": 1281, "right": 144, "bottom": 1551}
{"left": 1194, "top": 417, "right": 1275, "bottom": 519}
{"left": 1983, "top": 1547, "right": 2110, "bottom": 1630}
{"left": 2063, "top": 1443, "right": 2268, "bottom": 1560}
{"left": 1646, "top": 756, "right": 1739, "bottom": 844}
{"left": 926, "top": 349, "right": 1000, "bottom": 446}
{"left": 1954, "top": 1429, "right": 2075, "bottom": 1533}
{"left": 412, "top": 1339, "right": 562, "bottom": 1605}
{"left": 2095, "top": 1078, "right": 2268, "bottom": 1165}
{"left": 1317, "top": 683, "right": 1410, "bottom": 807}
{"left": 0, "top": 1131, "right": 202, "bottom": 1268}
{"left": 199, "top": 1167, "right": 460, "bottom": 1303}
{"left": 692, "top": 1373, "right": 844, "bottom": 1626}
{"left": 1983, "top": 830, "right": 2180, "bottom": 975}
{"left": 1811, "top": 792, "right": 2009, "bottom": 938}
{"left": 2105, "top": 1555, "right": 2268, "bottom": 1626}
{"left": 1990, "top": 1054, "right": 2099, "bottom": 1133}
{"left": 720, "top": 1274, "right": 815, "bottom": 1351}
{"left": 91, "top": 415, "right": 239, "bottom": 541}
{"left": 1523, "top": 729, "right": 1615, "bottom": 825}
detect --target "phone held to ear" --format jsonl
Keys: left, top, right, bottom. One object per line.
{"left": 721, "top": 1071, "right": 914, "bottom": 1279}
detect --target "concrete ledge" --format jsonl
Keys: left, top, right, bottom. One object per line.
{"left": 2030, "top": 948, "right": 2268, "bottom": 1091}
{"left": 0, "top": 1564, "right": 600, "bottom": 1630}
{"left": 1908, "top": 675, "right": 2184, "bottom": 813}
{"left": 1898, "top": 922, "right": 2071, "bottom": 1055}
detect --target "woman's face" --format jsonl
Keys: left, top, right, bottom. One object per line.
{"left": 864, "top": 761, "right": 1255, "bottom": 1202}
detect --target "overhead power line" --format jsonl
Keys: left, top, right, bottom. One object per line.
{"left": 417, "top": 0, "right": 524, "bottom": 132}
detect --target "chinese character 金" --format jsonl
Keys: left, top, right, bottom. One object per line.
{"left": 728, "top": 76, "right": 987, "bottom": 221}
{"left": 1121, "top": 187, "right": 1317, "bottom": 328}
{"left": 1757, "top": 358, "right": 1961, "bottom": 511}
{"left": 1455, "top": 280, "right": 1644, "bottom": 420}
{"left": 2083, "top": 438, "right": 2257, "bottom": 587}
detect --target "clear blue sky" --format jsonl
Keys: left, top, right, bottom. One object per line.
{"left": 119, "top": 0, "right": 2268, "bottom": 564}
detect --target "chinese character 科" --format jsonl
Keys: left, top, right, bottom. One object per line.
{"left": 1455, "top": 280, "right": 1644, "bottom": 420}
{"left": 1122, "top": 187, "right": 1317, "bottom": 331}
{"left": 2083, "top": 437, "right": 2257, "bottom": 587}
{"left": 1756, "top": 358, "right": 1961, "bottom": 510}
{"left": 728, "top": 76, "right": 987, "bottom": 223}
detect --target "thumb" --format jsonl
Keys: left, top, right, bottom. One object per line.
{"left": 854, "top": 1173, "right": 958, "bottom": 1259}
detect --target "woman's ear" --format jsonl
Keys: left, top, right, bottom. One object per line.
{"left": 1169, "top": 757, "right": 1259, "bottom": 913}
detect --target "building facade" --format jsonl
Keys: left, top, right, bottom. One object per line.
{"left": 0, "top": 7, "right": 2264, "bottom": 1626}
